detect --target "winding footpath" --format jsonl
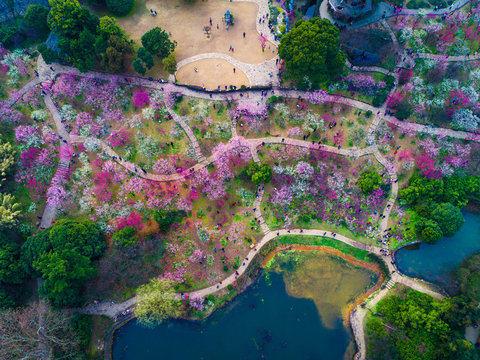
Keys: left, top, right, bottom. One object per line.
{"left": 13, "top": 1, "right": 479, "bottom": 355}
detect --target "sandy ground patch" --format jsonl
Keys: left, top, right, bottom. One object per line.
{"left": 176, "top": 58, "right": 249, "bottom": 90}
{"left": 111, "top": 0, "right": 277, "bottom": 64}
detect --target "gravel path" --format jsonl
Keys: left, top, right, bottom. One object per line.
{"left": 28, "top": 21, "right": 476, "bottom": 355}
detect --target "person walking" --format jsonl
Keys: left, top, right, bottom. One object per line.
{"left": 233, "top": 68, "right": 236, "bottom": 73}
{"left": 209, "top": 17, "right": 212, "bottom": 26}
{"left": 243, "top": 32, "right": 246, "bottom": 38}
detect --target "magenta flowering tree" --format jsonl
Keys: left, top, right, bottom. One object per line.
{"left": 59, "top": 145, "right": 73, "bottom": 160}
{"left": 446, "top": 90, "right": 471, "bottom": 118}
{"left": 258, "top": 34, "right": 267, "bottom": 52}
{"left": 398, "top": 149, "right": 414, "bottom": 162}
{"left": 108, "top": 129, "right": 131, "bottom": 148}
{"left": 94, "top": 170, "right": 114, "bottom": 203}
{"left": 117, "top": 212, "right": 143, "bottom": 230}
{"left": 133, "top": 90, "right": 150, "bottom": 107}
{"left": 386, "top": 91, "right": 406, "bottom": 110}
{"left": 20, "top": 148, "right": 39, "bottom": 168}
{"left": 415, "top": 152, "right": 441, "bottom": 179}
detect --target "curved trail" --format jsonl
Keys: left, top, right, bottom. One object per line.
{"left": 17, "top": 3, "right": 477, "bottom": 354}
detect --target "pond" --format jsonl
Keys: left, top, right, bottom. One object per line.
{"left": 112, "top": 251, "right": 377, "bottom": 360}
{"left": 395, "top": 211, "right": 480, "bottom": 289}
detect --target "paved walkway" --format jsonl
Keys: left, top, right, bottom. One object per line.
{"left": 25, "top": 23, "right": 476, "bottom": 356}
{"left": 417, "top": 52, "right": 480, "bottom": 62}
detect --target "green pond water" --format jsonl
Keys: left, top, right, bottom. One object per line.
{"left": 112, "top": 252, "right": 377, "bottom": 360}
{"left": 396, "top": 211, "right": 480, "bottom": 289}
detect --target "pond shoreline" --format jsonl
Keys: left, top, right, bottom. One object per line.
{"left": 262, "top": 244, "right": 386, "bottom": 327}
{"left": 106, "top": 244, "right": 385, "bottom": 360}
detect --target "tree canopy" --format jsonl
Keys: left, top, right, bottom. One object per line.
{"left": 46, "top": 0, "right": 132, "bottom": 73}
{"left": 246, "top": 163, "right": 272, "bottom": 185}
{"left": 414, "top": 218, "right": 443, "bottom": 244}
{"left": 21, "top": 219, "right": 105, "bottom": 307}
{"left": 141, "top": 27, "right": 177, "bottom": 59}
{"left": 135, "top": 278, "right": 182, "bottom": 327}
{"left": 456, "top": 251, "right": 480, "bottom": 302}
{"left": 430, "top": 202, "right": 464, "bottom": 237}
{"left": 0, "top": 193, "right": 21, "bottom": 229}
{"left": 278, "top": 18, "right": 345, "bottom": 85}
{"left": 366, "top": 288, "right": 479, "bottom": 360}
{"left": 0, "top": 141, "right": 15, "bottom": 186}
{"left": 399, "top": 174, "right": 480, "bottom": 207}
{"left": 105, "top": 0, "right": 135, "bottom": 16}
{"left": 24, "top": 5, "right": 50, "bottom": 36}
{"left": 358, "top": 168, "right": 382, "bottom": 194}
{"left": 0, "top": 232, "right": 25, "bottom": 284}
{"left": 112, "top": 226, "right": 138, "bottom": 248}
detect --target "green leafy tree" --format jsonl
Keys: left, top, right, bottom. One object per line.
{"left": 456, "top": 251, "right": 480, "bottom": 302}
{"left": 414, "top": 218, "right": 443, "bottom": 244}
{"left": 246, "top": 163, "right": 272, "bottom": 185}
{"left": 0, "top": 232, "right": 25, "bottom": 284}
{"left": 0, "top": 288, "right": 15, "bottom": 309}
{"left": 135, "top": 278, "right": 182, "bottom": 327}
{"left": 358, "top": 169, "right": 382, "bottom": 194}
{"left": 106, "top": 0, "right": 135, "bottom": 16}
{"left": 162, "top": 53, "right": 177, "bottom": 74}
{"left": 141, "top": 27, "right": 177, "bottom": 59}
{"left": 67, "top": 29, "right": 96, "bottom": 72}
{"left": 278, "top": 18, "right": 345, "bottom": 85}
{"left": 48, "top": 0, "right": 98, "bottom": 38}
{"left": 0, "top": 141, "right": 15, "bottom": 185}
{"left": 112, "top": 226, "right": 138, "bottom": 248}
{"left": 154, "top": 210, "right": 186, "bottom": 232}
{"left": 431, "top": 202, "right": 464, "bottom": 237}
{"left": 399, "top": 174, "right": 480, "bottom": 207}
{"left": 97, "top": 16, "right": 126, "bottom": 40}
{"left": 24, "top": 5, "right": 50, "bottom": 35}
{"left": 21, "top": 219, "right": 105, "bottom": 307}
{"left": 48, "top": 219, "right": 105, "bottom": 258}
{"left": 132, "top": 58, "right": 146, "bottom": 75}
{"left": 34, "top": 248, "right": 96, "bottom": 307}
{"left": 0, "top": 193, "right": 21, "bottom": 229}
{"left": 104, "top": 46, "right": 123, "bottom": 73}
{"left": 138, "top": 47, "right": 154, "bottom": 69}
{"left": 21, "top": 229, "right": 50, "bottom": 275}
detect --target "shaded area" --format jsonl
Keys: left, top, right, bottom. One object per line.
{"left": 395, "top": 211, "right": 480, "bottom": 291}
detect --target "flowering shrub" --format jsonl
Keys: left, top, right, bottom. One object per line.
{"left": 108, "top": 129, "right": 131, "bottom": 147}
{"left": 117, "top": 212, "right": 143, "bottom": 230}
{"left": 189, "top": 293, "right": 204, "bottom": 311}
{"left": 133, "top": 90, "right": 150, "bottom": 107}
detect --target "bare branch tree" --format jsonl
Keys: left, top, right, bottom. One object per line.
{"left": 0, "top": 301, "right": 82, "bottom": 360}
